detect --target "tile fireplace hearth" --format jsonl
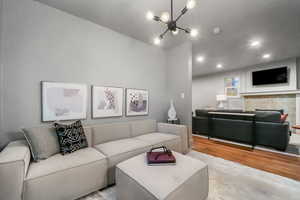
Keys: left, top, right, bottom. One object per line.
{"left": 244, "top": 94, "right": 296, "bottom": 129}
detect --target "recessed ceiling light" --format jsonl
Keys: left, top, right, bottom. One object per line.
{"left": 262, "top": 53, "right": 271, "bottom": 59}
{"left": 217, "top": 64, "right": 223, "bottom": 69}
{"left": 249, "top": 40, "right": 261, "bottom": 48}
{"left": 213, "top": 27, "right": 222, "bottom": 35}
{"left": 196, "top": 56, "right": 205, "bottom": 63}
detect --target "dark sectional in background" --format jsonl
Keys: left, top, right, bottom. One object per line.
{"left": 192, "top": 109, "right": 290, "bottom": 151}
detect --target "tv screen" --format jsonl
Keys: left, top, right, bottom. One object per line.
{"left": 252, "top": 67, "right": 288, "bottom": 86}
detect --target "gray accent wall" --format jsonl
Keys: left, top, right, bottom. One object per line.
{"left": 0, "top": 0, "right": 3, "bottom": 144}
{"left": 166, "top": 42, "right": 193, "bottom": 127}
{"left": 0, "top": 0, "right": 169, "bottom": 149}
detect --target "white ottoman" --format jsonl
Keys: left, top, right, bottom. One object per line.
{"left": 116, "top": 152, "right": 208, "bottom": 200}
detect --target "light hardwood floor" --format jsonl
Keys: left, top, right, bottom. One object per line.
{"left": 192, "top": 135, "right": 300, "bottom": 181}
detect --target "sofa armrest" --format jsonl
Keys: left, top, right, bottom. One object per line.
{"left": 0, "top": 140, "right": 31, "bottom": 200}
{"left": 192, "top": 116, "right": 209, "bottom": 135}
{"left": 157, "top": 123, "right": 189, "bottom": 154}
{"left": 255, "top": 122, "right": 290, "bottom": 151}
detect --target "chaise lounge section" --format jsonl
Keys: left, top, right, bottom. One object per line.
{"left": 0, "top": 120, "right": 188, "bottom": 200}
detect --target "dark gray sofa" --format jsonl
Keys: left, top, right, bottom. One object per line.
{"left": 193, "top": 109, "right": 290, "bottom": 151}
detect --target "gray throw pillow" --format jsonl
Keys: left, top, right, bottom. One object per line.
{"left": 23, "top": 126, "right": 60, "bottom": 161}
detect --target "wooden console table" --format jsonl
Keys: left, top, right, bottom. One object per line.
{"left": 292, "top": 125, "right": 300, "bottom": 129}
{"left": 292, "top": 125, "right": 300, "bottom": 134}
{"left": 207, "top": 112, "right": 256, "bottom": 149}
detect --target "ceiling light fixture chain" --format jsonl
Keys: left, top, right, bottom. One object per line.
{"left": 147, "top": 0, "right": 198, "bottom": 45}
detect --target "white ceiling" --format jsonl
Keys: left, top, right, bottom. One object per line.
{"left": 36, "top": 0, "right": 300, "bottom": 76}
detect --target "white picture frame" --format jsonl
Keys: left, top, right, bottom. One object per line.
{"left": 224, "top": 77, "right": 240, "bottom": 98}
{"left": 42, "top": 82, "right": 87, "bottom": 122}
{"left": 126, "top": 88, "right": 149, "bottom": 116}
{"left": 92, "top": 86, "right": 123, "bottom": 118}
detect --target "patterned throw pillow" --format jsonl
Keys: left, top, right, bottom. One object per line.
{"left": 54, "top": 120, "right": 88, "bottom": 155}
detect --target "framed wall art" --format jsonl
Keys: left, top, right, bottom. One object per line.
{"left": 224, "top": 77, "right": 240, "bottom": 98}
{"left": 92, "top": 86, "right": 123, "bottom": 118}
{"left": 126, "top": 88, "right": 149, "bottom": 116}
{"left": 42, "top": 82, "right": 87, "bottom": 122}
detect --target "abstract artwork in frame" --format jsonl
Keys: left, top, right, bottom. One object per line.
{"left": 224, "top": 77, "right": 240, "bottom": 98}
{"left": 126, "top": 88, "right": 149, "bottom": 116}
{"left": 42, "top": 82, "right": 87, "bottom": 122}
{"left": 92, "top": 86, "right": 123, "bottom": 118}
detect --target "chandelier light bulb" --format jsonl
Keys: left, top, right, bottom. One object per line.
{"left": 146, "top": 11, "right": 154, "bottom": 20}
{"left": 172, "top": 29, "right": 179, "bottom": 35}
{"left": 160, "top": 12, "right": 170, "bottom": 23}
{"left": 153, "top": 37, "right": 161, "bottom": 45}
{"left": 186, "top": 0, "right": 196, "bottom": 10}
{"left": 190, "top": 29, "right": 199, "bottom": 37}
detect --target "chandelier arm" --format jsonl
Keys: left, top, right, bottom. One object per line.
{"left": 158, "top": 20, "right": 168, "bottom": 25}
{"left": 160, "top": 28, "right": 170, "bottom": 39}
{"left": 176, "top": 26, "right": 190, "bottom": 33}
{"left": 153, "top": 16, "right": 168, "bottom": 25}
{"left": 174, "top": 13, "right": 184, "bottom": 22}
{"left": 175, "top": 7, "right": 188, "bottom": 22}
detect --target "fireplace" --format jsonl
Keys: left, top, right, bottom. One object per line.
{"left": 244, "top": 94, "right": 296, "bottom": 128}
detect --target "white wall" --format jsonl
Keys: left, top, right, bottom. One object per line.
{"left": 0, "top": 0, "right": 169, "bottom": 149}
{"left": 193, "top": 70, "right": 244, "bottom": 111}
{"left": 192, "top": 58, "right": 298, "bottom": 111}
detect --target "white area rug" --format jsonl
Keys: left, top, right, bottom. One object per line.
{"left": 79, "top": 151, "right": 300, "bottom": 200}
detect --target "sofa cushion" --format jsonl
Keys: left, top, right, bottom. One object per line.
{"left": 23, "top": 126, "right": 60, "bottom": 161}
{"left": 92, "top": 122, "right": 131, "bottom": 145}
{"left": 134, "top": 133, "right": 182, "bottom": 153}
{"left": 54, "top": 120, "right": 88, "bottom": 155}
{"left": 256, "top": 109, "right": 284, "bottom": 115}
{"left": 130, "top": 119, "right": 157, "bottom": 137}
{"left": 255, "top": 111, "right": 281, "bottom": 123}
{"left": 134, "top": 133, "right": 179, "bottom": 145}
{"left": 94, "top": 138, "right": 150, "bottom": 184}
{"left": 195, "top": 109, "right": 212, "bottom": 117}
{"left": 95, "top": 138, "right": 150, "bottom": 161}
{"left": 26, "top": 147, "right": 106, "bottom": 180}
{"left": 24, "top": 148, "right": 107, "bottom": 200}
{"left": 83, "top": 127, "right": 93, "bottom": 147}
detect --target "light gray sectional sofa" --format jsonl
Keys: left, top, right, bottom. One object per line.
{"left": 0, "top": 119, "right": 188, "bottom": 200}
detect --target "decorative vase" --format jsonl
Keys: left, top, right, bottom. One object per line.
{"left": 168, "top": 100, "right": 177, "bottom": 120}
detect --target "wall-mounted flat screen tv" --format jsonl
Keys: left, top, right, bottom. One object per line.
{"left": 252, "top": 66, "right": 288, "bottom": 86}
